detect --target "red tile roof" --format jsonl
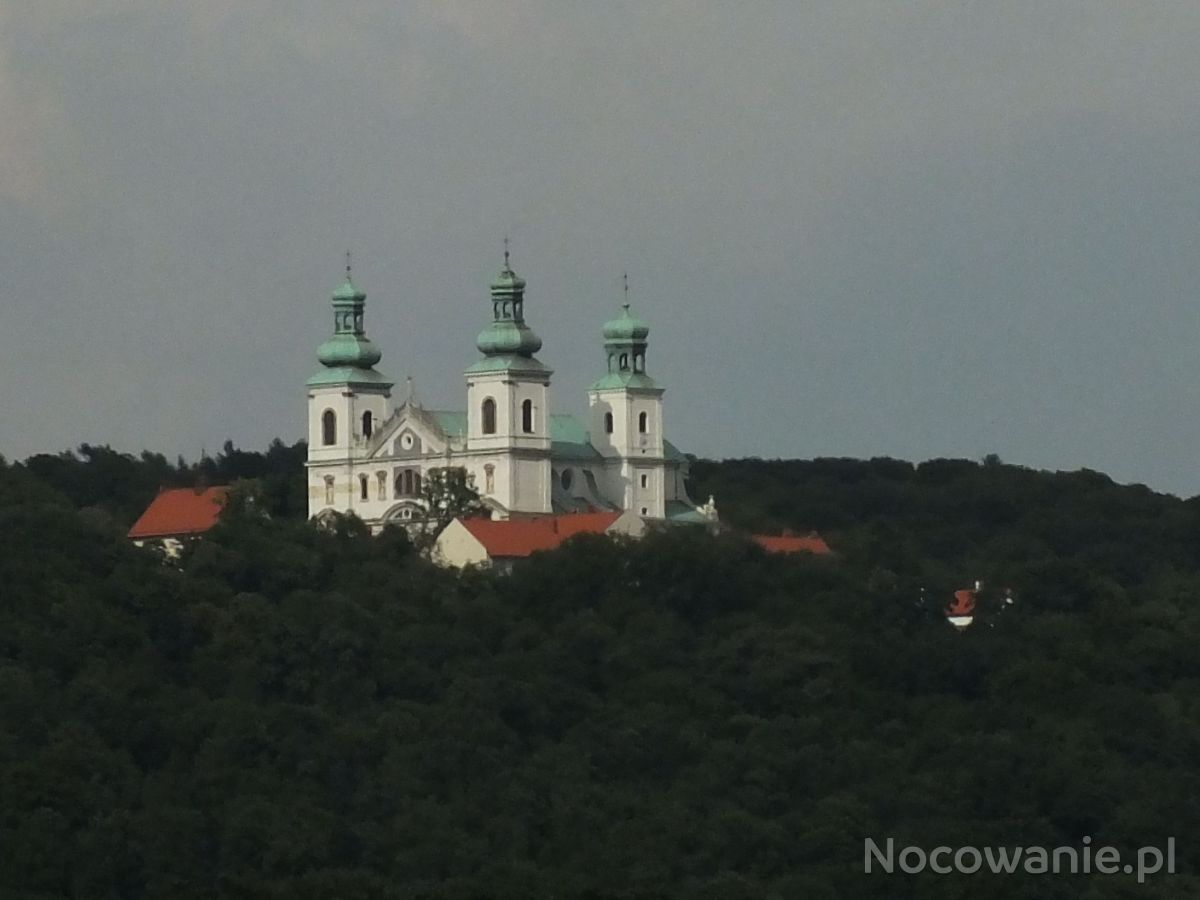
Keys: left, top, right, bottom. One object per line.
{"left": 946, "top": 589, "right": 977, "bottom": 617}
{"left": 750, "top": 532, "right": 833, "bottom": 555}
{"left": 127, "top": 486, "right": 230, "bottom": 539}
{"left": 461, "top": 511, "right": 622, "bottom": 559}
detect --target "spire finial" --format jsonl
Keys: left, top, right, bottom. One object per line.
{"left": 503, "top": 235, "right": 510, "bottom": 270}
{"left": 622, "top": 271, "right": 630, "bottom": 311}
{"left": 345, "top": 249, "right": 352, "bottom": 282}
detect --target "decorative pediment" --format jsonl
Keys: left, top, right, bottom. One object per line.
{"left": 366, "top": 402, "right": 450, "bottom": 460}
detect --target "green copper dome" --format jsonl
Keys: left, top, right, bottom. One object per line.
{"left": 317, "top": 333, "right": 382, "bottom": 367}
{"left": 592, "top": 300, "right": 656, "bottom": 390}
{"left": 331, "top": 277, "right": 365, "bottom": 302}
{"left": 603, "top": 303, "right": 650, "bottom": 341}
{"left": 490, "top": 266, "right": 526, "bottom": 293}
{"left": 476, "top": 320, "right": 543, "bottom": 356}
{"left": 309, "top": 269, "right": 389, "bottom": 383}
{"left": 475, "top": 257, "right": 543, "bottom": 358}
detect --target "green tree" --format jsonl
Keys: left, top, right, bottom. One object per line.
{"left": 415, "top": 466, "right": 487, "bottom": 545}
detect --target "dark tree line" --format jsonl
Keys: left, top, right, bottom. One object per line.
{"left": 19, "top": 439, "right": 308, "bottom": 525}
{"left": 0, "top": 447, "right": 1198, "bottom": 897}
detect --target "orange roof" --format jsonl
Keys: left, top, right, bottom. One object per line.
{"left": 750, "top": 532, "right": 832, "bottom": 555}
{"left": 946, "top": 589, "right": 977, "bottom": 617}
{"left": 461, "top": 511, "right": 621, "bottom": 559}
{"left": 128, "top": 486, "right": 229, "bottom": 539}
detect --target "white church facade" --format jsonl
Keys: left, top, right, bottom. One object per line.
{"left": 305, "top": 254, "right": 710, "bottom": 529}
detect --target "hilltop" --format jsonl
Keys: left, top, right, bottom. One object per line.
{"left": 0, "top": 445, "right": 1198, "bottom": 897}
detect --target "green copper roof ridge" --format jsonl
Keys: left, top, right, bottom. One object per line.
{"left": 306, "top": 364, "right": 393, "bottom": 388}
{"left": 589, "top": 371, "right": 660, "bottom": 391}
{"left": 465, "top": 354, "right": 553, "bottom": 375}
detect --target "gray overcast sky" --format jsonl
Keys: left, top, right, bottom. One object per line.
{"left": 3, "top": 1, "right": 1200, "bottom": 495}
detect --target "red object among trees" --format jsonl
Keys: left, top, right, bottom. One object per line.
{"left": 459, "top": 512, "right": 622, "bottom": 559}
{"left": 750, "top": 532, "right": 832, "bottom": 555}
{"left": 127, "top": 486, "right": 230, "bottom": 540}
{"left": 946, "top": 589, "right": 977, "bottom": 617}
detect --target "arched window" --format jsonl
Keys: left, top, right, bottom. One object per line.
{"left": 619, "top": 353, "right": 629, "bottom": 370}
{"left": 321, "top": 409, "right": 336, "bottom": 446}
{"left": 403, "top": 470, "right": 414, "bottom": 495}
{"left": 634, "top": 354, "right": 644, "bottom": 373}
{"left": 604, "top": 412, "right": 614, "bottom": 434}
{"left": 413, "top": 471, "right": 422, "bottom": 495}
{"left": 362, "top": 410, "right": 373, "bottom": 438}
{"left": 482, "top": 398, "right": 497, "bottom": 435}
{"left": 640, "top": 473, "right": 649, "bottom": 489}
{"left": 638, "top": 411, "right": 648, "bottom": 434}
{"left": 561, "top": 468, "right": 573, "bottom": 491}
{"left": 522, "top": 399, "right": 534, "bottom": 434}
{"left": 324, "top": 476, "right": 335, "bottom": 505}
{"left": 377, "top": 472, "right": 387, "bottom": 501}
{"left": 484, "top": 464, "right": 495, "bottom": 494}
{"left": 359, "top": 475, "right": 369, "bottom": 501}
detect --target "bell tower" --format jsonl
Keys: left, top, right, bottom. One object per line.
{"left": 306, "top": 258, "right": 392, "bottom": 518}
{"left": 463, "top": 246, "right": 553, "bottom": 514}
{"left": 588, "top": 283, "right": 666, "bottom": 517}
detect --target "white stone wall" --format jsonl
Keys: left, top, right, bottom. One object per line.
{"left": 588, "top": 388, "right": 664, "bottom": 459}
{"left": 466, "top": 373, "right": 551, "bottom": 454}
{"left": 628, "top": 462, "right": 665, "bottom": 519}
{"left": 432, "top": 519, "right": 490, "bottom": 568}
{"left": 306, "top": 382, "right": 393, "bottom": 519}
{"left": 307, "top": 372, "right": 686, "bottom": 526}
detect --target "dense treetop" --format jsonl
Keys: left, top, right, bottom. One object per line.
{"left": 1, "top": 444, "right": 1198, "bottom": 898}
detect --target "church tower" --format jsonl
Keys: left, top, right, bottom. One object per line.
{"left": 588, "top": 299, "right": 667, "bottom": 517}
{"left": 306, "top": 263, "right": 392, "bottom": 518}
{"left": 463, "top": 250, "right": 553, "bottom": 514}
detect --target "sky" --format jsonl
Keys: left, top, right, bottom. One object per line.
{"left": 2, "top": 1, "right": 1200, "bottom": 495}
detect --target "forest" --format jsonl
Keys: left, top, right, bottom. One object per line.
{"left": 1, "top": 441, "right": 1199, "bottom": 898}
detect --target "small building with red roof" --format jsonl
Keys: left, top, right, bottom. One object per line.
{"left": 750, "top": 531, "right": 832, "bottom": 556}
{"left": 434, "top": 510, "right": 644, "bottom": 570}
{"left": 128, "top": 485, "right": 229, "bottom": 556}
{"left": 946, "top": 586, "right": 979, "bottom": 630}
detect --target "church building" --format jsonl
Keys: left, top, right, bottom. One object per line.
{"left": 305, "top": 253, "right": 710, "bottom": 529}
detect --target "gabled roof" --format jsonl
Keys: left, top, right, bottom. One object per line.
{"left": 128, "top": 486, "right": 229, "bottom": 539}
{"left": 366, "top": 403, "right": 453, "bottom": 457}
{"left": 750, "top": 532, "right": 832, "bottom": 555}
{"left": 460, "top": 512, "right": 621, "bottom": 559}
{"left": 428, "top": 409, "right": 467, "bottom": 439}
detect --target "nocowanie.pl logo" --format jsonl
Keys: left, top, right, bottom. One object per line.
{"left": 865, "top": 837, "right": 1176, "bottom": 884}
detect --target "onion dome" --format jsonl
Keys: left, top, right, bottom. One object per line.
{"left": 317, "top": 333, "right": 382, "bottom": 368}
{"left": 603, "top": 303, "right": 650, "bottom": 341}
{"left": 490, "top": 265, "right": 526, "bottom": 294}
{"left": 590, "top": 293, "right": 657, "bottom": 391}
{"left": 331, "top": 277, "right": 364, "bottom": 302}
{"left": 475, "top": 256, "right": 543, "bottom": 357}
{"left": 475, "top": 321, "right": 542, "bottom": 356}
{"left": 316, "top": 275, "right": 382, "bottom": 368}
